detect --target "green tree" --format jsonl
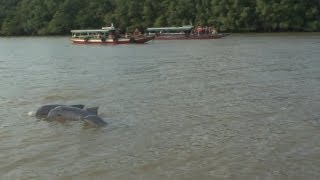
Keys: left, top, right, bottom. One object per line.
{"left": 47, "top": 0, "right": 84, "bottom": 34}
{"left": 0, "top": 0, "right": 320, "bottom": 35}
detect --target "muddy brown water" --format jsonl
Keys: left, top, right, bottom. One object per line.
{"left": 0, "top": 34, "right": 320, "bottom": 179}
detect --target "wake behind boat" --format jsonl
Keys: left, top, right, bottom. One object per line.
{"left": 71, "top": 26, "right": 154, "bottom": 44}
{"left": 147, "top": 25, "right": 229, "bottom": 40}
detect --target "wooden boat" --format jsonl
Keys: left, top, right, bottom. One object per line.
{"left": 70, "top": 26, "right": 154, "bottom": 44}
{"left": 146, "top": 25, "right": 229, "bottom": 40}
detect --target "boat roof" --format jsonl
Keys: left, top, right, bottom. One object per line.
{"left": 71, "top": 26, "right": 116, "bottom": 33}
{"left": 147, "top": 26, "right": 194, "bottom": 31}
{"left": 102, "top": 26, "right": 116, "bottom": 30}
{"left": 71, "top": 29, "right": 113, "bottom": 33}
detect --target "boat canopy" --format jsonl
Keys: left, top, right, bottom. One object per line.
{"left": 102, "top": 26, "right": 116, "bottom": 31}
{"left": 147, "top": 26, "right": 194, "bottom": 32}
{"left": 71, "top": 29, "right": 112, "bottom": 33}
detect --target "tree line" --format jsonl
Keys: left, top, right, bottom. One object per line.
{"left": 0, "top": 0, "right": 319, "bottom": 36}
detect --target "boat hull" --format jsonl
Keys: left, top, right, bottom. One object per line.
{"left": 132, "top": 36, "right": 155, "bottom": 44}
{"left": 71, "top": 36, "right": 154, "bottom": 44}
{"left": 154, "top": 33, "right": 230, "bottom": 40}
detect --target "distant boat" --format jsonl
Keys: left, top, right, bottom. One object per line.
{"left": 146, "top": 25, "right": 229, "bottom": 40}
{"left": 70, "top": 26, "right": 154, "bottom": 44}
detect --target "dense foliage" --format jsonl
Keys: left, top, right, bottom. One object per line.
{"left": 0, "top": 0, "right": 319, "bottom": 35}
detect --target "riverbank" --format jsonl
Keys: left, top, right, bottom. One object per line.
{"left": 1, "top": 32, "right": 320, "bottom": 38}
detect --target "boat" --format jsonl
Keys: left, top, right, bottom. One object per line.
{"left": 146, "top": 25, "right": 229, "bottom": 40}
{"left": 70, "top": 26, "right": 154, "bottom": 44}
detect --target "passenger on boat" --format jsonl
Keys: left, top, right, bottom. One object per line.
{"left": 134, "top": 28, "right": 141, "bottom": 36}
{"left": 212, "top": 27, "right": 218, "bottom": 35}
{"left": 197, "top": 26, "right": 207, "bottom": 36}
{"left": 197, "top": 26, "right": 201, "bottom": 35}
{"left": 205, "top": 26, "right": 209, "bottom": 34}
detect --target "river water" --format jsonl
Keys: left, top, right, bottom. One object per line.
{"left": 0, "top": 34, "right": 320, "bottom": 179}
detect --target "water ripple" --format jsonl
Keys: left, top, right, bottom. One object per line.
{"left": 0, "top": 34, "right": 320, "bottom": 179}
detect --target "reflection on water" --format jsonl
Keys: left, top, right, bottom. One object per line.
{"left": 0, "top": 34, "right": 320, "bottom": 179}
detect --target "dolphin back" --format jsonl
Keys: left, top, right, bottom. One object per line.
{"left": 35, "top": 104, "right": 61, "bottom": 119}
{"left": 35, "top": 104, "right": 85, "bottom": 119}
{"left": 71, "top": 104, "right": 85, "bottom": 109}
{"left": 42, "top": 105, "right": 107, "bottom": 128}
{"left": 46, "top": 106, "right": 88, "bottom": 122}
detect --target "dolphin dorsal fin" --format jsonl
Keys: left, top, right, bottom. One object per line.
{"left": 86, "top": 107, "right": 99, "bottom": 115}
{"left": 71, "top": 104, "right": 85, "bottom": 109}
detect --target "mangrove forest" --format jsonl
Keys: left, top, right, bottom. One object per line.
{"left": 0, "top": 0, "right": 319, "bottom": 36}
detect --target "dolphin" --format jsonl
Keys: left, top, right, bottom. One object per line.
{"left": 35, "top": 104, "right": 85, "bottom": 119}
{"left": 82, "top": 115, "right": 108, "bottom": 128}
{"left": 46, "top": 106, "right": 107, "bottom": 127}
